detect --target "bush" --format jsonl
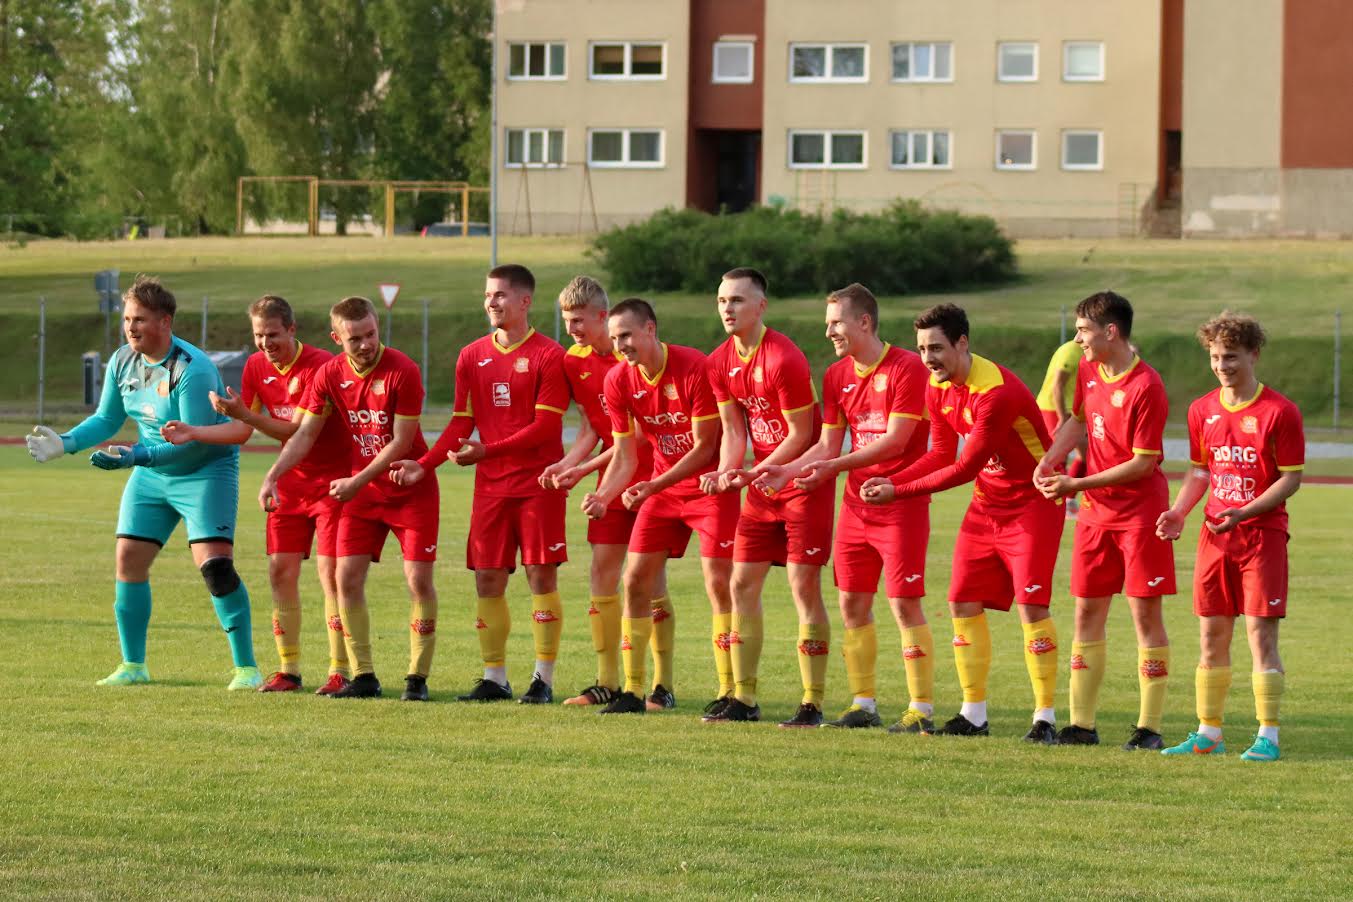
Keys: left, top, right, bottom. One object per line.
{"left": 590, "top": 200, "right": 1016, "bottom": 296}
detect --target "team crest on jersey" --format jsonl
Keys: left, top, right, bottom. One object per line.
{"left": 1111, "top": 389, "right": 1126, "bottom": 408}
{"left": 962, "top": 407, "right": 974, "bottom": 425}
{"left": 372, "top": 378, "right": 386, "bottom": 396}
{"left": 663, "top": 382, "right": 679, "bottom": 400}
{"left": 873, "top": 373, "right": 888, "bottom": 392}
{"left": 514, "top": 356, "right": 530, "bottom": 373}
{"left": 156, "top": 380, "right": 170, "bottom": 397}
{"left": 1242, "top": 415, "right": 1258, "bottom": 434}
{"left": 288, "top": 376, "right": 301, "bottom": 395}
{"left": 493, "top": 382, "right": 511, "bottom": 407}
{"left": 753, "top": 365, "right": 764, "bottom": 383}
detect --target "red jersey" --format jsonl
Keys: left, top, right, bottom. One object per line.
{"left": 892, "top": 354, "right": 1051, "bottom": 509}
{"left": 707, "top": 327, "right": 822, "bottom": 484}
{"left": 450, "top": 329, "right": 568, "bottom": 497}
{"left": 240, "top": 343, "right": 350, "bottom": 492}
{"left": 1188, "top": 384, "right": 1304, "bottom": 532}
{"left": 820, "top": 343, "right": 929, "bottom": 510}
{"left": 1072, "top": 355, "right": 1170, "bottom": 528}
{"left": 300, "top": 345, "right": 428, "bottom": 501}
{"left": 604, "top": 343, "right": 720, "bottom": 499}
{"left": 563, "top": 342, "right": 653, "bottom": 504}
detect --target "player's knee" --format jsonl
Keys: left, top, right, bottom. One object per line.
{"left": 200, "top": 556, "right": 241, "bottom": 597}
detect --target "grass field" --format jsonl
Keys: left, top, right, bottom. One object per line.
{"left": 3, "top": 447, "right": 1350, "bottom": 899}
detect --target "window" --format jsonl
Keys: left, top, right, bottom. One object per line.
{"left": 890, "top": 130, "right": 952, "bottom": 169}
{"left": 507, "top": 42, "right": 565, "bottom": 80}
{"left": 789, "top": 43, "right": 868, "bottom": 82}
{"left": 891, "top": 42, "right": 953, "bottom": 82}
{"left": 1062, "top": 130, "right": 1103, "bottom": 170}
{"left": 588, "top": 129, "right": 664, "bottom": 167}
{"left": 505, "top": 128, "right": 565, "bottom": 168}
{"left": 1063, "top": 42, "right": 1104, "bottom": 81}
{"left": 997, "top": 42, "right": 1038, "bottom": 81}
{"left": 589, "top": 42, "right": 665, "bottom": 79}
{"left": 713, "top": 41, "right": 754, "bottom": 83}
{"left": 788, "top": 130, "right": 867, "bottom": 169}
{"left": 995, "top": 130, "right": 1036, "bottom": 169}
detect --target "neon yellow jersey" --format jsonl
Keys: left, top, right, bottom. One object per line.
{"left": 1035, "top": 340, "right": 1083, "bottom": 412}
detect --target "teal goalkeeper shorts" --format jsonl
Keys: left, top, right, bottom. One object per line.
{"left": 115, "top": 460, "right": 239, "bottom": 546}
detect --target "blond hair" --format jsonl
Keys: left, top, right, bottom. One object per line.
{"left": 559, "top": 275, "right": 609, "bottom": 312}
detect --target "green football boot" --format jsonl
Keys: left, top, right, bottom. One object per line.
{"left": 1240, "top": 735, "right": 1280, "bottom": 762}
{"left": 227, "top": 665, "right": 264, "bottom": 691}
{"left": 96, "top": 662, "right": 151, "bottom": 686}
{"left": 1161, "top": 731, "right": 1225, "bottom": 756}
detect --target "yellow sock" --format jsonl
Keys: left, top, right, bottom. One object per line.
{"left": 842, "top": 623, "right": 878, "bottom": 700}
{"left": 712, "top": 612, "right": 734, "bottom": 697}
{"left": 272, "top": 595, "right": 302, "bottom": 676}
{"left": 650, "top": 596, "right": 676, "bottom": 690}
{"left": 951, "top": 614, "right": 992, "bottom": 703}
{"left": 340, "top": 600, "right": 373, "bottom": 676}
{"left": 1196, "top": 665, "right": 1232, "bottom": 727}
{"left": 622, "top": 615, "right": 653, "bottom": 696}
{"left": 1253, "top": 670, "right": 1284, "bottom": 727}
{"left": 409, "top": 598, "right": 437, "bottom": 678}
{"left": 1069, "top": 639, "right": 1107, "bottom": 729}
{"left": 797, "top": 622, "right": 830, "bottom": 707}
{"left": 530, "top": 591, "right": 563, "bottom": 662}
{"left": 589, "top": 594, "right": 621, "bottom": 689}
{"left": 899, "top": 623, "right": 934, "bottom": 707}
{"left": 730, "top": 613, "right": 764, "bottom": 705}
{"left": 476, "top": 595, "right": 510, "bottom": 668}
{"left": 1137, "top": 645, "right": 1170, "bottom": 732}
{"left": 1022, "top": 619, "right": 1059, "bottom": 711}
{"left": 323, "top": 595, "right": 350, "bottom": 677}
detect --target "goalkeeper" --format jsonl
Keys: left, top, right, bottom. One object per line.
{"left": 25, "top": 275, "right": 261, "bottom": 690}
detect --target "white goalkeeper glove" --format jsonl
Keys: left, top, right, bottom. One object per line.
{"left": 26, "top": 425, "right": 66, "bottom": 463}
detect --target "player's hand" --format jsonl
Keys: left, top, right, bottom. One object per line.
{"left": 1032, "top": 456, "right": 1060, "bottom": 483}
{"left": 751, "top": 463, "right": 793, "bottom": 497}
{"left": 259, "top": 475, "right": 281, "bottom": 512}
{"left": 581, "top": 492, "right": 608, "bottom": 520}
{"left": 698, "top": 471, "right": 721, "bottom": 495}
{"left": 329, "top": 476, "right": 362, "bottom": 502}
{"left": 90, "top": 444, "right": 147, "bottom": 470}
{"left": 538, "top": 460, "right": 568, "bottom": 490}
{"left": 25, "top": 425, "right": 66, "bottom": 463}
{"left": 209, "top": 386, "right": 249, "bottom": 421}
{"left": 1205, "top": 507, "right": 1247, "bottom": 535}
{"left": 793, "top": 459, "right": 836, "bottom": 492}
{"left": 387, "top": 459, "right": 425, "bottom": 487}
{"left": 622, "top": 480, "right": 656, "bottom": 510}
{"left": 718, "top": 469, "right": 752, "bottom": 493}
{"left": 1035, "top": 473, "right": 1075, "bottom": 500}
{"left": 160, "top": 420, "right": 198, "bottom": 445}
{"left": 552, "top": 466, "right": 585, "bottom": 491}
{"left": 1155, "top": 508, "right": 1185, "bottom": 541}
{"left": 859, "top": 476, "right": 896, "bottom": 505}
{"left": 452, "top": 439, "right": 486, "bottom": 466}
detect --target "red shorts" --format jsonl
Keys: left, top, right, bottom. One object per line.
{"left": 266, "top": 480, "right": 341, "bottom": 557}
{"left": 468, "top": 490, "right": 569, "bottom": 571}
{"left": 1041, "top": 409, "right": 1061, "bottom": 437}
{"left": 337, "top": 481, "right": 440, "bottom": 563}
{"left": 1193, "top": 524, "right": 1289, "bottom": 618}
{"left": 833, "top": 500, "right": 930, "bottom": 598}
{"left": 588, "top": 505, "right": 638, "bottom": 546}
{"left": 629, "top": 487, "right": 740, "bottom": 559}
{"left": 1071, "top": 522, "right": 1176, "bottom": 598}
{"left": 950, "top": 497, "right": 1064, "bottom": 609}
{"left": 734, "top": 483, "right": 835, "bottom": 566}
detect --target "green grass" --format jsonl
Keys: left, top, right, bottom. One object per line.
{"left": 2, "top": 446, "right": 1350, "bottom": 899}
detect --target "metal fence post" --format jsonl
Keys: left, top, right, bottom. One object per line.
{"left": 37, "top": 297, "right": 46, "bottom": 423}
{"left": 1335, "top": 309, "right": 1343, "bottom": 431}
{"left": 421, "top": 299, "right": 430, "bottom": 394}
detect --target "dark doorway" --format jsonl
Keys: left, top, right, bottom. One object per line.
{"left": 716, "top": 131, "right": 760, "bottom": 212}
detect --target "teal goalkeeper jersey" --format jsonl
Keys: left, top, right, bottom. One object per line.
{"left": 65, "top": 336, "right": 238, "bottom": 477}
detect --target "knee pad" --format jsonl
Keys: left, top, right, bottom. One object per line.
{"left": 201, "top": 557, "right": 241, "bottom": 596}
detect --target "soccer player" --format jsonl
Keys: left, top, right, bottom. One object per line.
{"left": 1036, "top": 337, "right": 1088, "bottom": 515}
{"left": 161, "top": 295, "right": 353, "bottom": 695}
{"left": 863, "top": 303, "right": 1064, "bottom": 742}
{"left": 24, "top": 275, "right": 261, "bottom": 689}
{"left": 766, "top": 283, "right": 933, "bottom": 731}
{"left": 540, "top": 275, "right": 668, "bottom": 706}
{"left": 1032, "top": 292, "right": 1175, "bottom": 750}
{"left": 392, "top": 264, "right": 569, "bottom": 705}
{"left": 581, "top": 298, "right": 739, "bottom": 715}
{"left": 702, "top": 267, "right": 831, "bottom": 725}
{"left": 1156, "top": 313, "right": 1302, "bottom": 762}
{"left": 260, "top": 295, "right": 438, "bottom": 701}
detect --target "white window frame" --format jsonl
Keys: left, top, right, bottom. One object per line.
{"left": 1063, "top": 41, "right": 1105, "bottom": 82}
{"left": 997, "top": 42, "right": 1038, "bottom": 82}
{"left": 712, "top": 40, "right": 755, "bottom": 84}
{"left": 506, "top": 42, "right": 567, "bottom": 81}
{"left": 890, "top": 42, "right": 954, "bottom": 83}
{"left": 787, "top": 129, "right": 868, "bottom": 170}
{"left": 504, "top": 128, "right": 566, "bottom": 169}
{"left": 588, "top": 41, "right": 667, "bottom": 80}
{"left": 788, "top": 43, "right": 869, "bottom": 83}
{"left": 1061, "top": 129, "right": 1103, "bottom": 171}
{"left": 587, "top": 128, "right": 665, "bottom": 168}
{"left": 889, "top": 129, "right": 953, "bottom": 170}
{"left": 995, "top": 129, "right": 1037, "bottom": 170}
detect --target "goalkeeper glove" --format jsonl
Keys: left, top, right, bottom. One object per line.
{"left": 90, "top": 444, "right": 150, "bottom": 470}
{"left": 25, "top": 425, "right": 70, "bottom": 463}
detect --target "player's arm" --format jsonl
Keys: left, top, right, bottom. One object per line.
{"left": 585, "top": 430, "right": 638, "bottom": 517}
{"left": 628, "top": 415, "right": 720, "bottom": 508}
{"left": 29, "top": 356, "right": 128, "bottom": 462}
{"left": 880, "top": 404, "right": 1003, "bottom": 501}
{"left": 749, "top": 404, "right": 816, "bottom": 473}
{"left": 107, "top": 368, "right": 226, "bottom": 470}
{"left": 1042, "top": 449, "right": 1156, "bottom": 499}
{"left": 207, "top": 383, "right": 301, "bottom": 442}
{"left": 333, "top": 415, "right": 420, "bottom": 502}
{"left": 752, "top": 418, "right": 843, "bottom": 496}
{"left": 806, "top": 412, "right": 922, "bottom": 484}
{"left": 542, "top": 416, "right": 601, "bottom": 489}
{"left": 707, "top": 400, "right": 749, "bottom": 492}
{"left": 1035, "top": 415, "right": 1085, "bottom": 477}
{"left": 259, "top": 409, "right": 327, "bottom": 511}
{"left": 1050, "top": 367, "right": 1072, "bottom": 425}
{"left": 474, "top": 402, "right": 566, "bottom": 463}
{"left": 404, "top": 353, "right": 475, "bottom": 478}
{"left": 1208, "top": 469, "right": 1303, "bottom": 534}
{"left": 161, "top": 418, "right": 255, "bottom": 446}
{"left": 1155, "top": 466, "right": 1210, "bottom": 541}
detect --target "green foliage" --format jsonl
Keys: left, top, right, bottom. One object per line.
{"left": 591, "top": 201, "right": 1017, "bottom": 296}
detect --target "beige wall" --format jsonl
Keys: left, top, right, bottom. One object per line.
{"left": 497, "top": 0, "right": 689, "bottom": 232}
{"left": 761, "top": 0, "right": 1161, "bottom": 237}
